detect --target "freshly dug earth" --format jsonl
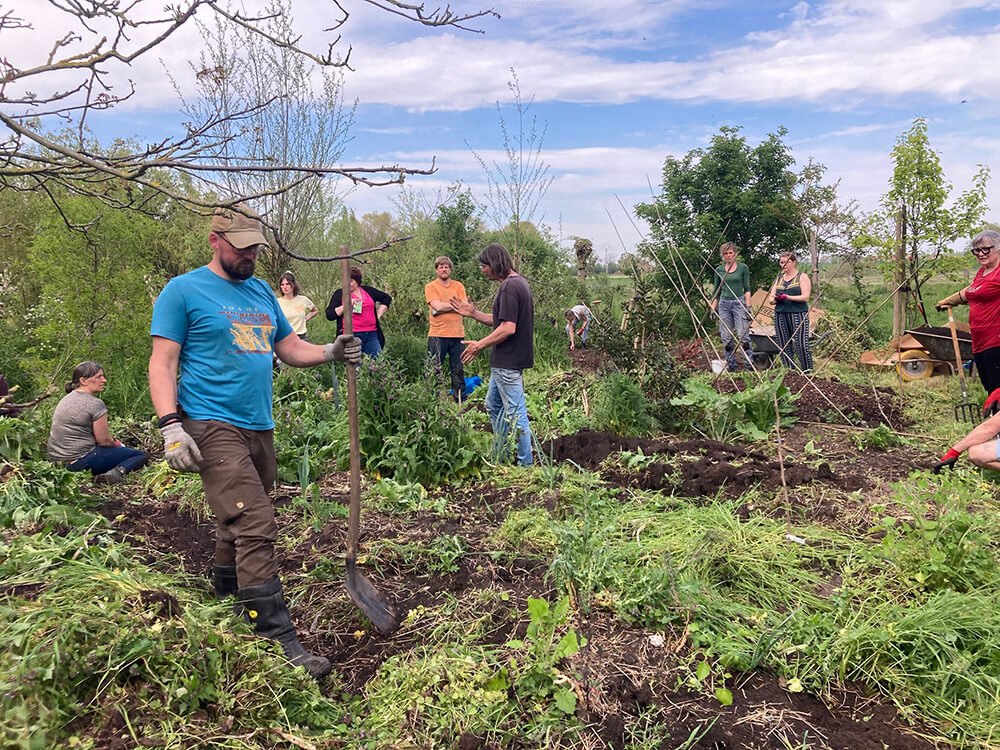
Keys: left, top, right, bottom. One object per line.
{"left": 544, "top": 428, "right": 866, "bottom": 498}
{"left": 92, "top": 461, "right": 936, "bottom": 750}
{"left": 713, "top": 372, "right": 907, "bottom": 429}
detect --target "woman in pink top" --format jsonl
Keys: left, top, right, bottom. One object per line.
{"left": 325, "top": 266, "right": 392, "bottom": 358}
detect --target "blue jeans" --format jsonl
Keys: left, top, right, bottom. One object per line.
{"left": 66, "top": 445, "right": 148, "bottom": 475}
{"left": 717, "top": 297, "right": 753, "bottom": 371}
{"left": 428, "top": 336, "right": 466, "bottom": 400}
{"left": 486, "top": 368, "right": 532, "bottom": 466}
{"left": 357, "top": 330, "right": 382, "bottom": 359}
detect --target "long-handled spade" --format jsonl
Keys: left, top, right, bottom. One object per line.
{"left": 947, "top": 307, "right": 979, "bottom": 424}
{"left": 339, "top": 246, "right": 398, "bottom": 635}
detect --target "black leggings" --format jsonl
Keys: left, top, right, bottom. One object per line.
{"left": 974, "top": 346, "right": 1000, "bottom": 396}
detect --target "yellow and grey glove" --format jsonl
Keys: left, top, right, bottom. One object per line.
{"left": 935, "top": 291, "right": 964, "bottom": 311}
{"left": 159, "top": 421, "right": 203, "bottom": 472}
{"left": 324, "top": 334, "right": 362, "bottom": 365}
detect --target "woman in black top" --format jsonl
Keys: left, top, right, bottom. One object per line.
{"left": 769, "top": 252, "right": 813, "bottom": 371}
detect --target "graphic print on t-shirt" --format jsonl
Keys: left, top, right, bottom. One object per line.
{"left": 226, "top": 309, "right": 276, "bottom": 353}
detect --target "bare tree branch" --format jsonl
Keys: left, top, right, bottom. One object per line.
{"left": 0, "top": 0, "right": 490, "bottom": 215}
{"left": 278, "top": 234, "right": 415, "bottom": 262}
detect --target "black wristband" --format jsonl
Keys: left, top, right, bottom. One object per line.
{"left": 157, "top": 412, "right": 182, "bottom": 429}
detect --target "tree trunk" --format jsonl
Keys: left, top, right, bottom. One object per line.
{"left": 809, "top": 228, "right": 818, "bottom": 290}
{"left": 892, "top": 209, "right": 906, "bottom": 339}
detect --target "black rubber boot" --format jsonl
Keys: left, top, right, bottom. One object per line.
{"left": 211, "top": 565, "right": 238, "bottom": 599}
{"left": 93, "top": 466, "right": 126, "bottom": 485}
{"left": 238, "top": 577, "right": 332, "bottom": 679}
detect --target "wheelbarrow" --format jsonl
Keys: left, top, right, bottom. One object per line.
{"left": 897, "top": 325, "right": 974, "bottom": 381}
{"left": 748, "top": 325, "right": 834, "bottom": 369}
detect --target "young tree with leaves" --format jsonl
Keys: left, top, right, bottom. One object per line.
{"left": 854, "top": 117, "right": 990, "bottom": 333}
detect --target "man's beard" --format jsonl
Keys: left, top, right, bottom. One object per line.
{"left": 221, "top": 255, "right": 255, "bottom": 281}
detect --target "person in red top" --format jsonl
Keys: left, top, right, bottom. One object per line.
{"left": 326, "top": 267, "right": 392, "bottom": 359}
{"left": 936, "top": 230, "right": 1000, "bottom": 399}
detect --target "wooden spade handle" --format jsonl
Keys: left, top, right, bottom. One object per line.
{"left": 341, "top": 246, "right": 362, "bottom": 559}
{"left": 947, "top": 308, "right": 970, "bottom": 398}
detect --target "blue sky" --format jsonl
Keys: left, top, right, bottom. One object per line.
{"left": 7, "top": 0, "right": 999, "bottom": 260}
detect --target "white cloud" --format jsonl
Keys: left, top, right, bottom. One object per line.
{"left": 7, "top": 0, "right": 998, "bottom": 119}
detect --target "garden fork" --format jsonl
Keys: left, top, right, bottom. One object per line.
{"left": 947, "top": 308, "right": 979, "bottom": 424}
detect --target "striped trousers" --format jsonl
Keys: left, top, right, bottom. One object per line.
{"left": 774, "top": 311, "right": 813, "bottom": 372}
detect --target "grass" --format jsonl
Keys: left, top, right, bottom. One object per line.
{"left": 0, "top": 530, "right": 350, "bottom": 749}
{"left": 9, "top": 337, "right": 1000, "bottom": 749}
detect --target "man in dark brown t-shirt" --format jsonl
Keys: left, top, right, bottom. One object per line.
{"left": 453, "top": 242, "right": 534, "bottom": 465}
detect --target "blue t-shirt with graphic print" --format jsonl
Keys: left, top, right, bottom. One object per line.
{"left": 151, "top": 266, "right": 293, "bottom": 430}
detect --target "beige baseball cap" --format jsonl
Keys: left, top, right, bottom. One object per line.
{"left": 210, "top": 203, "right": 268, "bottom": 249}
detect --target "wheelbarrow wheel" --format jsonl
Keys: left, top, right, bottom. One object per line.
{"left": 897, "top": 349, "right": 933, "bottom": 381}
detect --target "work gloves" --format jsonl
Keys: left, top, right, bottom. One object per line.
{"left": 932, "top": 447, "right": 961, "bottom": 474}
{"left": 984, "top": 388, "right": 1000, "bottom": 418}
{"left": 774, "top": 293, "right": 789, "bottom": 303}
{"left": 160, "top": 422, "right": 203, "bottom": 472}
{"left": 935, "top": 292, "right": 964, "bottom": 311}
{"left": 324, "top": 334, "right": 362, "bottom": 366}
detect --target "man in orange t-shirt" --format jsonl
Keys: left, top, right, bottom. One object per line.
{"left": 425, "top": 256, "right": 468, "bottom": 401}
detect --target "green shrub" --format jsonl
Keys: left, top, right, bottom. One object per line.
{"left": 591, "top": 372, "right": 654, "bottom": 436}
{"left": 671, "top": 372, "right": 798, "bottom": 441}
{"left": 272, "top": 367, "right": 345, "bottom": 484}
{"left": 356, "top": 355, "right": 487, "bottom": 485}
{"left": 385, "top": 331, "right": 434, "bottom": 382}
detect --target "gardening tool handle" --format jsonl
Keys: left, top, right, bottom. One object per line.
{"left": 947, "top": 308, "right": 970, "bottom": 399}
{"left": 341, "top": 245, "right": 361, "bottom": 560}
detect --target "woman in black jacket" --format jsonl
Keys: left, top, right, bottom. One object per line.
{"left": 326, "top": 266, "right": 391, "bottom": 358}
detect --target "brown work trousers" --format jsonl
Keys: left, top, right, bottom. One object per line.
{"left": 184, "top": 418, "right": 278, "bottom": 588}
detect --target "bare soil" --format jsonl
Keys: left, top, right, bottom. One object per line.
{"left": 712, "top": 372, "right": 908, "bottom": 429}
{"left": 92, "top": 441, "right": 938, "bottom": 749}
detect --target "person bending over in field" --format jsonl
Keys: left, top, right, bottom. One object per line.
{"left": 564, "top": 304, "right": 593, "bottom": 350}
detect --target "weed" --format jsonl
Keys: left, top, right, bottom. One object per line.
{"left": 356, "top": 356, "right": 487, "bottom": 486}
{"left": 491, "top": 508, "right": 558, "bottom": 556}
{"left": 0, "top": 531, "right": 349, "bottom": 748}
{"left": 817, "top": 405, "right": 865, "bottom": 426}
{"left": 368, "top": 533, "right": 468, "bottom": 574}
{"left": 671, "top": 372, "right": 798, "bottom": 441}
{"left": 366, "top": 477, "right": 448, "bottom": 515}
{"left": 592, "top": 372, "right": 655, "bottom": 436}
{"left": 852, "top": 424, "right": 907, "bottom": 451}
{"left": 495, "top": 596, "right": 584, "bottom": 717}
{"left": 617, "top": 448, "right": 660, "bottom": 471}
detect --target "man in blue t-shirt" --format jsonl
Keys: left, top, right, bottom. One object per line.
{"left": 149, "top": 203, "right": 360, "bottom": 680}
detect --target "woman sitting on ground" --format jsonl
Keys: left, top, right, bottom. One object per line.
{"left": 47, "top": 361, "right": 148, "bottom": 484}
